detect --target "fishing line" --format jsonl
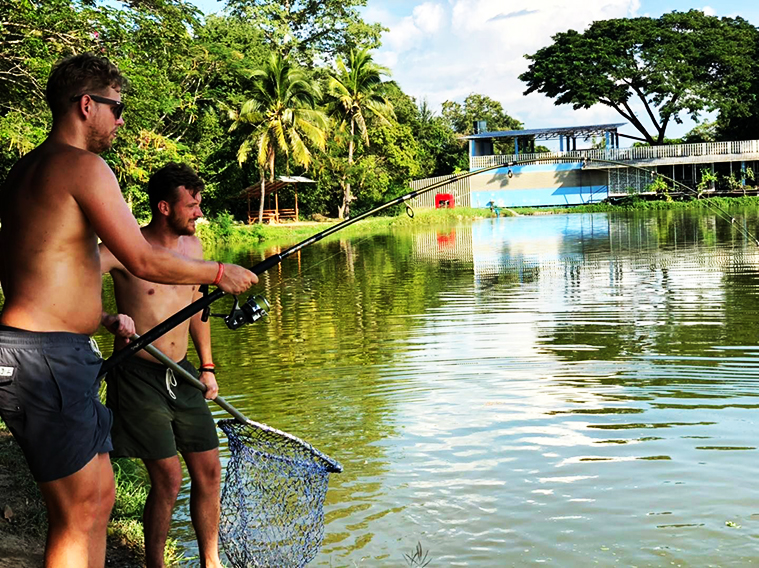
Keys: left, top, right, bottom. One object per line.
{"left": 100, "top": 154, "right": 759, "bottom": 374}
{"left": 579, "top": 156, "right": 759, "bottom": 246}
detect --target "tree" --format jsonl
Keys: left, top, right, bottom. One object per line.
{"left": 226, "top": 0, "right": 385, "bottom": 66}
{"left": 441, "top": 93, "right": 522, "bottom": 135}
{"left": 441, "top": 93, "right": 522, "bottom": 155}
{"left": 230, "top": 52, "right": 328, "bottom": 223}
{"left": 520, "top": 10, "right": 757, "bottom": 145}
{"left": 326, "top": 48, "right": 394, "bottom": 219}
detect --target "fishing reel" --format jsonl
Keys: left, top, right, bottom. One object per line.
{"left": 202, "top": 292, "right": 270, "bottom": 330}
{"left": 224, "top": 295, "right": 270, "bottom": 330}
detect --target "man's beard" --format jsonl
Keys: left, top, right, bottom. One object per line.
{"left": 86, "top": 129, "right": 114, "bottom": 154}
{"left": 168, "top": 211, "right": 196, "bottom": 236}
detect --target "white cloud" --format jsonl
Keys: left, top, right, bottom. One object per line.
{"left": 372, "top": 0, "right": 654, "bottom": 142}
{"left": 413, "top": 2, "right": 446, "bottom": 34}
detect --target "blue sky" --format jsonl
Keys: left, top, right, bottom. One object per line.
{"left": 188, "top": 1, "right": 759, "bottom": 145}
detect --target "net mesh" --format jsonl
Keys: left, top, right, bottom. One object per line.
{"left": 218, "top": 418, "right": 341, "bottom": 568}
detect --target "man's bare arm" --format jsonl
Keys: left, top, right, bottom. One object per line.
{"left": 99, "top": 243, "right": 124, "bottom": 275}
{"left": 189, "top": 297, "right": 217, "bottom": 400}
{"left": 75, "top": 155, "right": 256, "bottom": 294}
{"left": 189, "top": 239, "right": 218, "bottom": 399}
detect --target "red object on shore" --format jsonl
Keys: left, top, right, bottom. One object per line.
{"left": 435, "top": 193, "right": 454, "bottom": 208}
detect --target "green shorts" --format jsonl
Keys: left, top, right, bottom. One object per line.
{"left": 106, "top": 355, "right": 219, "bottom": 460}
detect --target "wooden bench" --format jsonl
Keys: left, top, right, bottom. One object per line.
{"left": 248, "top": 208, "right": 298, "bottom": 224}
{"left": 277, "top": 208, "right": 298, "bottom": 221}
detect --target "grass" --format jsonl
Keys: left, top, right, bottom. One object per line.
{"left": 197, "top": 206, "right": 501, "bottom": 250}
{"left": 0, "top": 420, "right": 181, "bottom": 566}
{"left": 192, "top": 195, "right": 759, "bottom": 250}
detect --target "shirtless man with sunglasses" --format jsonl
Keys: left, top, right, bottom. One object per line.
{"left": 0, "top": 53, "right": 257, "bottom": 567}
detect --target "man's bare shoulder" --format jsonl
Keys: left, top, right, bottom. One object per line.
{"left": 46, "top": 145, "right": 115, "bottom": 189}
{"left": 182, "top": 235, "right": 204, "bottom": 259}
{"left": 7, "top": 142, "right": 115, "bottom": 199}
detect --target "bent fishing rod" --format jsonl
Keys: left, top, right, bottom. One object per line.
{"left": 99, "top": 154, "right": 759, "bottom": 376}
{"left": 99, "top": 160, "right": 505, "bottom": 375}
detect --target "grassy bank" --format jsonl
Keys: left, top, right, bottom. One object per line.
{"left": 0, "top": 421, "right": 179, "bottom": 567}
{"left": 510, "top": 195, "right": 759, "bottom": 215}
{"left": 196, "top": 207, "right": 501, "bottom": 249}
{"left": 196, "top": 196, "right": 759, "bottom": 249}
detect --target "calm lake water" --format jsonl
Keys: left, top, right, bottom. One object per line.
{"left": 92, "top": 208, "right": 759, "bottom": 566}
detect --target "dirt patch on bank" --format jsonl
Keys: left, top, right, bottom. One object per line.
{"left": 0, "top": 429, "right": 144, "bottom": 567}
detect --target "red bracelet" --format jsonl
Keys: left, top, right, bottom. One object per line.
{"left": 200, "top": 363, "right": 215, "bottom": 369}
{"left": 212, "top": 262, "right": 224, "bottom": 286}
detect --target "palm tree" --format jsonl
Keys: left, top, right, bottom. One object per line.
{"left": 326, "top": 48, "right": 394, "bottom": 219}
{"left": 230, "top": 52, "right": 328, "bottom": 223}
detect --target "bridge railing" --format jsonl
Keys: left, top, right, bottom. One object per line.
{"left": 469, "top": 139, "right": 759, "bottom": 170}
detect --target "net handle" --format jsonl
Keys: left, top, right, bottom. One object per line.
{"left": 130, "top": 335, "right": 344, "bottom": 473}
{"left": 133, "top": 334, "right": 251, "bottom": 425}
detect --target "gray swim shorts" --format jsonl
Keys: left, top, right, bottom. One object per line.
{"left": 0, "top": 326, "right": 113, "bottom": 483}
{"left": 106, "top": 355, "right": 219, "bottom": 460}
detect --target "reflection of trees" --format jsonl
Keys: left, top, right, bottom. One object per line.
{"left": 173, "top": 230, "right": 478, "bottom": 556}
{"left": 538, "top": 211, "right": 759, "bottom": 379}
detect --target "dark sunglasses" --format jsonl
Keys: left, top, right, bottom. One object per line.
{"left": 70, "top": 93, "right": 125, "bottom": 120}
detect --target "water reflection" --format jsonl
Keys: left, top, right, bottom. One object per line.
{"left": 85, "top": 209, "right": 759, "bottom": 565}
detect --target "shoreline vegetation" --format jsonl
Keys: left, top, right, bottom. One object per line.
{"left": 196, "top": 195, "right": 759, "bottom": 249}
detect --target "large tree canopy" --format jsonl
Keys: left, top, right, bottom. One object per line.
{"left": 0, "top": 1, "right": 504, "bottom": 221}
{"left": 226, "top": 0, "right": 385, "bottom": 66}
{"left": 519, "top": 10, "right": 758, "bottom": 145}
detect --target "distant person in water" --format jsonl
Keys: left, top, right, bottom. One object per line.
{"left": 101, "top": 163, "right": 224, "bottom": 568}
{"left": 0, "top": 53, "right": 257, "bottom": 567}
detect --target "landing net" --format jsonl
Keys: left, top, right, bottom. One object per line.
{"left": 218, "top": 418, "right": 342, "bottom": 567}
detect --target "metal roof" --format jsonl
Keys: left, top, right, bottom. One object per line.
{"left": 463, "top": 123, "right": 626, "bottom": 141}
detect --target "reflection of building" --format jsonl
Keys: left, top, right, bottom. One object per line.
{"left": 411, "top": 226, "right": 473, "bottom": 264}
{"left": 471, "top": 215, "right": 610, "bottom": 285}
{"left": 411, "top": 213, "right": 759, "bottom": 290}
{"left": 410, "top": 122, "right": 759, "bottom": 208}
{"left": 409, "top": 215, "right": 612, "bottom": 284}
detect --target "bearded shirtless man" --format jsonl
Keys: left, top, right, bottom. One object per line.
{"left": 0, "top": 54, "right": 257, "bottom": 567}
{"left": 101, "top": 163, "right": 226, "bottom": 568}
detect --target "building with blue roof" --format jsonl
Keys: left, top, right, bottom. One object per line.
{"left": 410, "top": 121, "right": 759, "bottom": 209}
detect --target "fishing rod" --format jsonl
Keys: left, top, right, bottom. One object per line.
{"left": 99, "top": 154, "right": 759, "bottom": 376}
{"left": 99, "top": 159, "right": 507, "bottom": 375}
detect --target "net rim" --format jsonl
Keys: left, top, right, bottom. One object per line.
{"left": 218, "top": 418, "right": 343, "bottom": 474}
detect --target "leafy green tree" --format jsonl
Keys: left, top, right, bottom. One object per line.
{"left": 230, "top": 53, "right": 328, "bottom": 223}
{"left": 520, "top": 10, "right": 757, "bottom": 145}
{"left": 0, "top": 0, "right": 107, "bottom": 176}
{"left": 441, "top": 93, "right": 522, "bottom": 135}
{"left": 441, "top": 93, "right": 522, "bottom": 155}
{"left": 226, "top": 0, "right": 385, "bottom": 66}
{"left": 414, "top": 98, "right": 468, "bottom": 176}
{"left": 326, "top": 48, "right": 394, "bottom": 218}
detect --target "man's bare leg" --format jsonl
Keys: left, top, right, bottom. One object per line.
{"left": 183, "top": 448, "right": 222, "bottom": 568}
{"left": 88, "top": 454, "right": 116, "bottom": 568}
{"left": 143, "top": 456, "right": 183, "bottom": 568}
{"left": 39, "top": 452, "right": 116, "bottom": 568}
